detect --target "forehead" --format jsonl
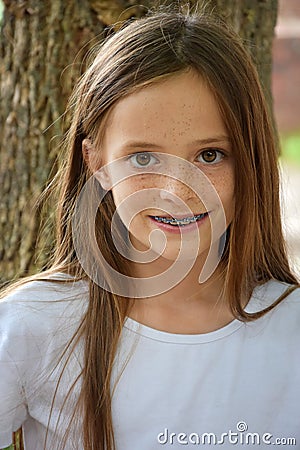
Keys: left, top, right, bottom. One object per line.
{"left": 102, "top": 69, "right": 227, "bottom": 152}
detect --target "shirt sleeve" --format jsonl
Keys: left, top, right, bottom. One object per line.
{"left": 0, "top": 299, "right": 29, "bottom": 447}
{"left": 0, "top": 277, "right": 87, "bottom": 448}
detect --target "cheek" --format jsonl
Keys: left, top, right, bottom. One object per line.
{"left": 207, "top": 167, "right": 235, "bottom": 210}
{"left": 111, "top": 178, "right": 149, "bottom": 210}
{"left": 112, "top": 184, "right": 131, "bottom": 208}
{"left": 111, "top": 180, "right": 151, "bottom": 239}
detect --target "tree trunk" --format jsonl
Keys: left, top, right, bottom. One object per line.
{"left": 0, "top": 0, "right": 106, "bottom": 284}
{"left": 211, "top": 0, "right": 278, "bottom": 109}
{"left": 0, "top": 0, "right": 278, "bottom": 285}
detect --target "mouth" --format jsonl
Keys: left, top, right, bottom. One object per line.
{"left": 149, "top": 212, "right": 209, "bottom": 227}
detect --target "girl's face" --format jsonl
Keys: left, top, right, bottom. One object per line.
{"left": 98, "top": 69, "right": 234, "bottom": 263}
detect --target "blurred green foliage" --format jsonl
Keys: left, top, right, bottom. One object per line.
{"left": 3, "top": 442, "right": 21, "bottom": 449}
{"left": 280, "top": 133, "right": 300, "bottom": 166}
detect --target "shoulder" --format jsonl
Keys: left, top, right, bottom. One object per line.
{"left": 0, "top": 273, "right": 88, "bottom": 445}
{"left": 0, "top": 272, "right": 88, "bottom": 309}
{"left": 248, "top": 278, "right": 300, "bottom": 334}
{"left": 0, "top": 273, "right": 89, "bottom": 354}
{"left": 251, "top": 278, "right": 300, "bottom": 309}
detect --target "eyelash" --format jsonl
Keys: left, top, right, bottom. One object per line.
{"left": 127, "top": 152, "right": 160, "bottom": 169}
{"left": 126, "top": 149, "right": 225, "bottom": 168}
{"left": 197, "top": 149, "right": 225, "bottom": 164}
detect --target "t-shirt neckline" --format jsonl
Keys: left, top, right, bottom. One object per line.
{"left": 123, "top": 314, "right": 244, "bottom": 344}
{"left": 123, "top": 281, "right": 276, "bottom": 344}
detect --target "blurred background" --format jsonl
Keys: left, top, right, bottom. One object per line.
{"left": 274, "top": 0, "right": 300, "bottom": 276}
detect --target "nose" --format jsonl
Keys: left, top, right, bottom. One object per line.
{"left": 159, "top": 176, "right": 198, "bottom": 206}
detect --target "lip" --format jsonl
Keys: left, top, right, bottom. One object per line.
{"left": 148, "top": 212, "right": 210, "bottom": 233}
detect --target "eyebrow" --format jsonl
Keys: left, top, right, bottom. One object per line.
{"left": 120, "top": 136, "right": 230, "bottom": 150}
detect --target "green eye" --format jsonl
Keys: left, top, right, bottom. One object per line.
{"left": 136, "top": 153, "right": 151, "bottom": 166}
{"left": 128, "top": 152, "right": 159, "bottom": 168}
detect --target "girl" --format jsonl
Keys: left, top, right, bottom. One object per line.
{"left": 1, "top": 5, "right": 300, "bottom": 450}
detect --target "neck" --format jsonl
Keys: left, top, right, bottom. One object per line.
{"left": 127, "top": 247, "right": 234, "bottom": 334}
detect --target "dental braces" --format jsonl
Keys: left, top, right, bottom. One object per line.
{"left": 152, "top": 213, "right": 206, "bottom": 226}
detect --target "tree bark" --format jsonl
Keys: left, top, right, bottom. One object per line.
{"left": 0, "top": 0, "right": 278, "bottom": 284}
{"left": 211, "top": 0, "right": 278, "bottom": 108}
{"left": 0, "top": 0, "right": 105, "bottom": 284}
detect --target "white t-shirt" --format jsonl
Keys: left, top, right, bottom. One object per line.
{"left": 0, "top": 275, "right": 300, "bottom": 449}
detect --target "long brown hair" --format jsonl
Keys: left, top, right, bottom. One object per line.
{"left": 3, "top": 5, "right": 299, "bottom": 450}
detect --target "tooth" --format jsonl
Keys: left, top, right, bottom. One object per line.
{"left": 152, "top": 214, "right": 207, "bottom": 226}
